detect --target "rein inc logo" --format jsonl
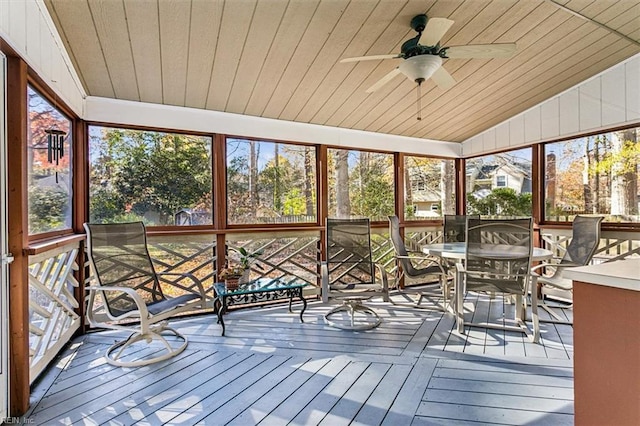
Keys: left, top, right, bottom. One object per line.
{"left": 2, "top": 418, "right": 34, "bottom": 424}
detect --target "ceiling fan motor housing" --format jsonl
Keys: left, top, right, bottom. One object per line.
{"left": 410, "top": 14, "right": 427, "bottom": 32}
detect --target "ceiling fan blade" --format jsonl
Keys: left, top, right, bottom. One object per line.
{"left": 445, "top": 43, "right": 517, "bottom": 59}
{"left": 340, "top": 54, "right": 401, "bottom": 63}
{"left": 366, "top": 68, "right": 402, "bottom": 93}
{"left": 418, "top": 18, "right": 454, "bottom": 46}
{"left": 431, "top": 67, "right": 456, "bottom": 90}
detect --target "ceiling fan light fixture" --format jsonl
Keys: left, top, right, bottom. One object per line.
{"left": 399, "top": 55, "right": 442, "bottom": 83}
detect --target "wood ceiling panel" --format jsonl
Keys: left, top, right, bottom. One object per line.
{"left": 225, "top": 0, "right": 288, "bottom": 114}
{"left": 261, "top": 0, "right": 350, "bottom": 119}
{"left": 45, "top": 0, "right": 640, "bottom": 143}
{"left": 278, "top": 0, "right": 380, "bottom": 121}
{"left": 45, "top": 0, "right": 114, "bottom": 97}
{"left": 158, "top": 0, "right": 191, "bottom": 106}
{"left": 444, "top": 37, "right": 638, "bottom": 141}
{"left": 306, "top": 0, "right": 433, "bottom": 125}
{"left": 293, "top": 0, "right": 412, "bottom": 123}
{"left": 205, "top": 0, "right": 256, "bottom": 111}
{"left": 243, "top": 0, "right": 320, "bottom": 117}
{"left": 89, "top": 0, "right": 138, "bottom": 101}
{"left": 124, "top": 0, "right": 162, "bottom": 105}
{"left": 184, "top": 0, "right": 223, "bottom": 109}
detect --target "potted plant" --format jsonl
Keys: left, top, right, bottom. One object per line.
{"left": 219, "top": 247, "right": 263, "bottom": 290}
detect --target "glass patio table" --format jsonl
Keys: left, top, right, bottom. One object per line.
{"left": 213, "top": 277, "right": 308, "bottom": 336}
{"left": 422, "top": 242, "right": 553, "bottom": 261}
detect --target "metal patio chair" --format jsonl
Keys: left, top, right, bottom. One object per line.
{"left": 443, "top": 214, "right": 479, "bottom": 243}
{"left": 321, "top": 218, "right": 390, "bottom": 330}
{"left": 456, "top": 217, "right": 539, "bottom": 342}
{"left": 84, "top": 222, "right": 206, "bottom": 367}
{"left": 388, "top": 215, "right": 448, "bottom": 309}
{"left": 531, "top": 215, "right": 603, "bottom": 324}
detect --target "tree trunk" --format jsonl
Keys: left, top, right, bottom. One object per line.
{"left": 583, "top": 142, "right": 593, "bottom": 213}
{"left": 249, "top": 141, "right": 259, "bottom": 212}
{"left": 610, "top": 130, "right": 638, "bottom": 217}
{"left": 405, "top": 162, "right": 413, "bottom": 218}
{"left": 274, "top": 144, "right": 281, "bottom": 213}
{"left": 335, "top": 149, "right": 350, "bottom": 218}
{"left": 304, "top": 147, "right": 314, "bottom": 216}
{"left": 441, "top": 160, "right": 455, "bottom": 215}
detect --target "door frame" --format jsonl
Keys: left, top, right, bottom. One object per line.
{"left": 0, "top": 50, "right": 10, "bottom": 422}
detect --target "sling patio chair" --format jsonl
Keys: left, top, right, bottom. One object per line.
{"left": 321, "top": 217, "right": 390, "bottom": 330}
{"left": 388, "top": 215, "right": 448, "bottom": 310}
{"left": 443, "top": 214, "right": 480, "bottom": 243}
{"left": 456, "top": 217, "right": 540, "bottom": 342}
{"left": 84, "top": 221, "right": 207, "bottom": 367}
{"left": 531, "top": 215, "right": 604, "bottom": 324}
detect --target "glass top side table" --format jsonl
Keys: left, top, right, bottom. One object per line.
{"left": 213, "top": 277, "right": 309, "bottom": 336}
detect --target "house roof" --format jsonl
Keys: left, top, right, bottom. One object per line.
{"left": 44, "top": 0, "right": 640, "bottom": 143}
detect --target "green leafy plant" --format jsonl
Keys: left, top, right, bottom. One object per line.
{"left": 229, "top": 247, "right": 264, "bottom": 270}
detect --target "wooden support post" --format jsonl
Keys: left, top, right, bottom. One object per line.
{"left": 7, "top": 56, "right": 30, "bottom": 416}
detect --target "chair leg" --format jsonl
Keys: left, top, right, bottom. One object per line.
{"left": 456, "top": 271, "right": 465, "bottom": 334}
{"left": 105, "top": 321, "right": 188, "bottom": 367}
{"left": 530, "top": 278, "right": 540, "bottom": 343}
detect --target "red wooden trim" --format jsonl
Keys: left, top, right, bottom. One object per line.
{"left": 73, "top": 120, "right": 88, "bottom": 232}
{"left": 395, "top": 152, "right": 405, "bottom": 222}
{"left": 7, "top": 55, "right": 30, "bottom": 416}
{"left": 214, "top": 134, "right": 227, "bottom": 229}
{"left": 532, "top": 144, "right": 544, "bottom": 226}
{"left": 455, "top": 158, "right": 465, "bottom": 214}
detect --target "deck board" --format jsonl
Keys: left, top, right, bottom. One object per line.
{"left": 25, "top": 293, "right": 575, "bottom": 425}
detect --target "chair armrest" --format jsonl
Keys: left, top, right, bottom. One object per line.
{"left": 157, "top": 272, "right": 207, "bottom": 300}
{"left": 85, "top": 285, "right": 150, "bottom": 319}
{"left": 530, "top": 262, "right": 580, "bottom": 273}
{"left": 374, "top": 262, "right": 389, "bottom": 288}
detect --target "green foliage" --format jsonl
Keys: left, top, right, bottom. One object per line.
{"left": 90, "top": 129, "right": 212, "bottom": 225}
{"left": 349, "top": 152, "right": 395, "bottom": 220}
{"left": 592, "top": 139, "right": 640, "bottom": 175}
{"left": 467, "top": 188, "right": 532, "bottom": 216}
{"left": 28, "top": 185, "right": 69, "bottom": 233}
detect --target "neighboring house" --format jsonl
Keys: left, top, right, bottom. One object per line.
{"left": 409, "top": 188, "right": 441, "bottom": 217}
{"left": 466, "top": 162, "right": 531, "bottom": 198}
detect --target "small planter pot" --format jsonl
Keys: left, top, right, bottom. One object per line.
{"left": 225, "top": 275, "right": 242, "bottom": 291}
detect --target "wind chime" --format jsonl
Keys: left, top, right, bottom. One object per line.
{"left": 45, "top": 127, "right": 66, "bottom": 165}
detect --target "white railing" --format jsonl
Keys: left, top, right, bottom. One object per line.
{"left": 28, "top": 242, "right": 81, "bottom": 382}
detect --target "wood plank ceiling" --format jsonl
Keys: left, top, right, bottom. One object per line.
{"left": 44, "top": 0, "right": 640, "bottom": 143}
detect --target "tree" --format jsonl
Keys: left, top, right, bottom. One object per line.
{"left": 467, "top": 188, "right": 532, "bottom": 216}
{"left": 335, "top": 150, "right": 350, "bottom": 218}
{"left": 89, "top": 129, "right": 212, "bottom": 225}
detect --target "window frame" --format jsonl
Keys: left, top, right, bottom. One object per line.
{"left": 464, "top": 146, "right": 534, "bottom": 218}
{"left": 223, "top": 134, "right": 321, "bottom": 229}
{"left": 86, "top": 122, "right": 216, "bottom": 231}
{"left": 26, "top": 78, "right": 76, "bottom": 242}
{"left": 402, "top": 153, "right": 457, "bottom": 222}
{"left": 541, "top": 123, "right": 640, "bottom": 227}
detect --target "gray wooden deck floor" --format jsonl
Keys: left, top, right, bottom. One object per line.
{"left": 25, "top": 292, "right": 574, "bottom": 425}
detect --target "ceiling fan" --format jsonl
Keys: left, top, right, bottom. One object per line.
{"left": 340, "top": 14, "right": 517, "bottom": 119}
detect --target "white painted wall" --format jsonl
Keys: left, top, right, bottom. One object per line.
{"left": 0, "top": 0, "right": 85, "bottom": 115}
{"left": 84, "top": 96, "right": 462, "bottom": 157}
{"left": 463, "top": 53, "right": 640, "bottom": 157}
